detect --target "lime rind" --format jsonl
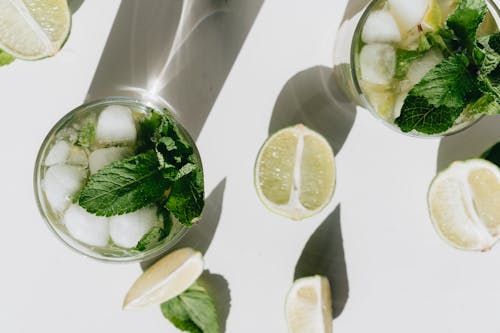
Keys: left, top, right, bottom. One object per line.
{"left": 0, "top": 0, "right": 71, "bottom": 60}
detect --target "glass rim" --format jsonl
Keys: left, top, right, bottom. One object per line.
{"left": 33, "top": 96, "right": 195, "bottom": 263}
{"left": 348, "top": 0, "right": 500, "bottom": 138}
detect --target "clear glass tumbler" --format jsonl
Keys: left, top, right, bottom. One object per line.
{"left": 333, "top": 0, "right": 500, "bottom": 137}
{"left": 34, "top": 97, "right": 202, "bottom": 262}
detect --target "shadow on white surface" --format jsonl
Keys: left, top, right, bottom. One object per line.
{"left": 141, "top": 178, "right": 227, "bottom": 271}
{"left": 199, "top": 270, "right": 231, "bottom": 333}
{"left": 436, "top": 116, "right": 500, "bottom": 172}
{"left": 68, "top": 0, "right": 84, "bottom": 14}
{"left": 341, "top": 0, "right": 370, "bottom": 22}
{"left": 85, "top": 0, "right": 264, "bottom": 140}
{"left": 294, "top": 205, "right": 349, "bottom": 318}
{"left": 269, "top": 66, "right": 357, "bottom": 154}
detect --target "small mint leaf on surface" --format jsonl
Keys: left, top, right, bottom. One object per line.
{"left": 78, "top": 150, "right": 169, "bottom": 216}
{"left": 395, "top": 49, "right": 423, "bottom": 79}
{"left": 161, "top": 282, "right": 219, "bottom": 333}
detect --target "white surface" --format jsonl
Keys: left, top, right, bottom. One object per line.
{"left": 2, "top": 0, "right": 500, "bottom": 333}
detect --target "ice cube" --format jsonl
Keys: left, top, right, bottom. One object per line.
{"left": 62, "top": 204, "right": 110, "bottom": 247}
{"left": 67, "top": 147, "right": 88, "bottom": 167}
{"left": 360, "top": 44, "right": 396, "bottom": 85}
{"left": 95, "top": 105, "right": 137, "bottom": 144}
{"left": 88, "top": 147, "right": 133, "bottom": 174}
{"left": 44, "top": 141, "right": 71, "bottom": 166}
{"left": 388, "top": 0, "right": 429, "bottom": 31}
{"left": 109, "top": 206, "right": 158, "bottom": 248}
{"left": 362, "top": 10, "right": 401, "bottom": 44}
{"left": 42, "top": 165, "right": 87, "bottom": 213}
{"left": 406, "top": 49, "right": 443, "bottom": 85}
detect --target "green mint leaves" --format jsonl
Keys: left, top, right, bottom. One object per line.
{"left": 78, "top": 150, "right": 168, "bottom": 216}
{"left": 78, "top": 109, "right": 204, "bottom": 226}
{"left": 482, "top": 142, "right": 500, "bottom": 167}
{"left": 161, "top": 282, "right": 219, "bottom": 333}
{"left": 0, "top": 50, "right": 15, "bottom": 67}
{"left": 396, "top": 0, "right": 500, "bottom": 134}
{"left": 447, "top": 0, "right": 487, "bottom": 51}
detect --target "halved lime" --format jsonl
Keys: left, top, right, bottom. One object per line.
{"left": 254, "top": 125, "right": 336, "bottom": 220}
{"left": 428, "top": 159, "right": 500, "bottom": 251}
{"left": 0, "top": 0, "right": 71, "bottom": 60}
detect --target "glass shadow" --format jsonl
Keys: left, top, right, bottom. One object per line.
{"left": 86, "top": 0, "right": 264, "bottom": 139}
{"left": 294, "top": 205, "right": 349, "bottom": 318}
{"left": 268, "top": 66, "right": 357, "bottom": 154}
{"left": 436, "top": 116, "right": 500, "bottom": 172}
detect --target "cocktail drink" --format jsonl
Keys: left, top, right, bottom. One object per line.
{"left": 34, "top": 98, "right": 204, "bottom": 262}
{"left": 334, "top": 0, "right": 500, "bottom": 136}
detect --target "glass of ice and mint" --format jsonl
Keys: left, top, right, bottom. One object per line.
{"left": 34, "top": 97, "right": 204, "bottom": 262}
{"left": 334, "top": 0, "right": 500, "bottom": 136}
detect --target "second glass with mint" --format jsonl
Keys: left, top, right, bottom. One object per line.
{"left": 336, "top": 0, "right": 500, "bottom": 136}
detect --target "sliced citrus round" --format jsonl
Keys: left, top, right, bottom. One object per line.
{"left": 0, "top": 0, "right": 71, "bottom": 60}
{"left": 421, "top": 0, "right": 442, "bottom": 32}
{"left": 285, "top": 276, "right": 333, "bottom": 333}
{"left": 123, "top": 248, "right": 204, "bottom": 310}
{"left": 254, "top": 124, "right": 336, "bottom": 220}
{"left": 428, "top": 159, "right": 500, "bottom": 251}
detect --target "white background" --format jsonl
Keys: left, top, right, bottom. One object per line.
{"left": 2, "top": 0, "right": 500, "bottom": 332}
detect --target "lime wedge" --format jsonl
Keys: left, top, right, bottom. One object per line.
{"left": 428, "top": 159, "right": 500, "bottom": 251}
{"left": 254, "top": 125, "right": 336, "bottom": 220}
{"left": 123, "top": 248, "right": 204, "bottom": 310}
{"left": 421, "top": 0, "right": 442, "bottom": 32}
{"left": 285, "top": 276, "right": 333, "bottom": 333}
{"left": 0, "top": 0, "right": 71, "bottom": 60}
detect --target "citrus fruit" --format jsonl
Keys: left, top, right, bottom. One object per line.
{"left": 285, "top": 276, "right": 333, "bottom": 333}
{"left": 428, "top": 159, "right": 500, "bottom": 251}
{"left": 422, "top": 0, "right": 442, "bottom": 32}
{"left": 0, "top": 0, "right": 71, "bottom": 60}
{"left": 254, "top": 124, "right": 336, "bottom": 220}
{"left": 123, "top": 248, "right": 204, "bottom": 310}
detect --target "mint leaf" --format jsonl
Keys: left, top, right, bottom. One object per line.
{"left": 161, "top": 282, "right": 219, "bottom": 333}
{"left": 447, "top": 0, "right": 487, "bottom": 51}
{"left": 77, "top": 116, "right": 96, "bottom": 147}
{"left": 0, "top": 50, "right": 14, "bottom": 66}
{"left": 137, "top": 110, "right": 163, "bottom": 152}
{"left": 135, "top": 226, "right": 167, "bottom": 251}
{"left": 465, "top": 93, "right": 500, "bottom": 115}
{"left": 395, "top": 95, "right": 463, "bottom": 134}
{"left": 475, "top": 34, "right": 500, "bottom": 74}
{"left": 482, "top": 142, "right": 500, "bottom": 167}
{"left": 395, "top": 49, "right": 423, "bottom": 79}
{"left": 409, "top": 53, "right": 479, "bottom": 109}
{"left": 165, "top": 164, "right": 204, "bottom": 226}
{"left": 78, "top": 150, "right": 169, "bottom": 216}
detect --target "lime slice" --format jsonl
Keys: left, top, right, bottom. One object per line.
{"left": 0, "top": 0, "right": 71, "bottom": 60}
{"left": 254, "top": 124, "right": 336, "bottom": 220}
{"left": 285, "top": 276, "right": 333, "bottom": 333}
{"left": 123, "top": 248, "right": 204, "bottom": 310}
{"left": 421, "top": 0, "right": 442, "bottom": 32}
{"left": 428, "top": 159, "right": 500, "bottom": 251}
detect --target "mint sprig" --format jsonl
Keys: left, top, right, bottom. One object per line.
{"left": 77, "top": 109, "right": 204, "bottom": 226}
{"left": 78, "top": 150, "right": 168, "bottom": 216}
{"left": 161, "top": 282, "right": 219, "bottom": 333}
{"left": 396, "top": 0, "right": 500, "bottom": 134}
